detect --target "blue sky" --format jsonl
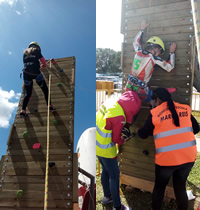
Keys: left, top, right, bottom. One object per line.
{"left": 0, "top": 0, "right": 96, "bottom": 156}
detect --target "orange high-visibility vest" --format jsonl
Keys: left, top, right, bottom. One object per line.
{"left": 151, "top": 101, "right": 197, "bottom": 166}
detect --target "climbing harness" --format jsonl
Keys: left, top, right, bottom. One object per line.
{"left": 127, "top": 74, "right": 152, "bottom": 102}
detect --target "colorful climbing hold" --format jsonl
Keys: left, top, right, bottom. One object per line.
{"left": 60, "top": 69, "right": 63, "bottom": 72}
{"left": 23, "top": 131, "right": 28, "bottom": 138}
{"left": 53, "top": 120, "right": 59, "bottom": 126}
{"left": 50, "top": 58, "right": 56, "bottom": 64}
{"left": 56, "top": 82, "right": 62, "bottom": 86}
{"left": 49, "top": 162, "right": 55, "bottom": 168}
{"left": 17, "top": 190, "right": 24, "bottom": 199}
{"left": 33, "top": 143, "right": 41, "bottom": 150}
{"left": 34, "top": 108, "right": 38, "bottom": 112}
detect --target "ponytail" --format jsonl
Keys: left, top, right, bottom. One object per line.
{"left": 152, "top": 88, "right": 180, "bottom": 127}
{"left": 167, "top": 99, "right": 180, "bottom": 127}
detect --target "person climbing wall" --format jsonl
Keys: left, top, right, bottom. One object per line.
{"left": 125, "top": 21, "right": 176, "bottom": 102}
{"left": 20, "top": 41, "right": 56, "bottom": 118}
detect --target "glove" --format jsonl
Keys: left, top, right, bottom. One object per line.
{"left": 121, "top": 127, "right": 135, "bottom": 142}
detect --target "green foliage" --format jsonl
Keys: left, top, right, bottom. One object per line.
{"left": 96, "top": 48, "right": 122, "bottom": 74}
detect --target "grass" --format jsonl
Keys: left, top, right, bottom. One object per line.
{"left": 96, "top": 154, "right": 200, "bottom": 210}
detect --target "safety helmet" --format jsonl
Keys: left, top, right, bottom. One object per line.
{"left": 146, "top": 36, "right": 165, "bottom": 54}
{"left": 28, "top": 41, "right": 40, "bottom": 50}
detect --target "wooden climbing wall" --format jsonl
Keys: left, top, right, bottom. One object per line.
{"left": 0, "top": 57, "right": 78, "bottom": 209}
{"left": 120, "top": 0, "right": 195, "bottom": 198}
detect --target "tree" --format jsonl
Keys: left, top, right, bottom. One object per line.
{"left": 96, "top": 48, "right": 122, "bottom": 74}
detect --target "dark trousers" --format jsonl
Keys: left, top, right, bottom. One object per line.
{"left": 152, "top": 162, "right": 194, "bottom": 210}
{"left": 97, "top": 156, "right": 121, "bottom": 208}
{"left": 22, "top": 73, "right": 50, "bottom": 110}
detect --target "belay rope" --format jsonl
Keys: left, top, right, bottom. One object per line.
{"left": 44, "top": 74, "right": 51, "bottom": 210}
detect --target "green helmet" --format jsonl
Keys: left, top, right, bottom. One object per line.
{"left": 28, "top": 41, "right": 40, "bottom": 50}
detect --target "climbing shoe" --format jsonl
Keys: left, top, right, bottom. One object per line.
{"left": 20, "top": 112, "right": 28, "bottom": 118}
{"left": 102, "top": 196, "right": 113, "bottom": 205}
{"left": 49, "top": 105, "right": 56, "bottom": 112}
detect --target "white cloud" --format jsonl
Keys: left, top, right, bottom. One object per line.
{"left": 8, "top": 51, "right": 12, "bottom": 55}
{"left": 0, "top": 0, "right": 17, "bottom": 6}
{"left": 15, "top": 10, "right": 21, "bottom": 15}
{"left": 0, "top": 87, "right": 20, "bottom": 128}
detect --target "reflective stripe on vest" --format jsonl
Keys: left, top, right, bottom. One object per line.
{"left": 156, "top": 139, "right": 196, "bottom": 154}
{"left": 96, "top": 125, "right": 112, "bottom": 138}
{"left": 154, "top": 127, "right": 193, "bottom": 140}
{"left": 96, "top": 139, "right": 115, "bottom": 149}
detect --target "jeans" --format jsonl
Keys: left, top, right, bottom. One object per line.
{"left": 97, "top": 156, "right": 121, "bottom": 208}
{"left": 152, "top": 162, "right": 195, "bottom": 210}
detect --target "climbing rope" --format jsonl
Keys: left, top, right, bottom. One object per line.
{"left": 191, "top": 0, "right": 200, "bottom": 68}
{"left": 44, "top": 74, "right": 51, "bottom": 210}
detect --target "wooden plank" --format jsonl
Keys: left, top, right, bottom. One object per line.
{"left": 124, "top": 1, "right": 191, "bottom": 17}
{"left": 1, "top": 182, "right": 72, "bottom": 191}
{"left": 8, "top": 138, "right": 72, "bottom": 150}
{"left": 1, "top": 167, "right": 72, "bottom": 176}
{"left": 0, "top": 175, "right": 72, "bottom": 184}
{"left": 0, "top": 190, "right": 72, "bottom": 200}
{"left": 123, "top": 0, "right": 188, "bottom": 8}
{"left": 120, "top": 164, "right": 155, "bottom": 180}
{"left": 121, "top": 8, "right": 192, "bottom": 28}
{"left": 3, "top": 154, "right": 72, "bottom": 163}
{"left": 7, "top": 148, "right": 72, "bottom": 156}
{"left": 120, "top": 174, "right": 175, "bottom": 199}
{"left": 124, "top": 33, "right": 193, "bottom": 43}
{"left": 125, "top": 17, "right": 193, "bottom": 32}
{"left": 0, "top": 198, "right": 73, "bottom": 208}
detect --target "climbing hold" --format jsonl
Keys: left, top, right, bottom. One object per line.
{"left": 143, "top": 150, "right": 149, "bottom": 156}
{"left": 56, "top": 82, "right": 62, "bottom": 86}
{"left": 33, "top": 143, "right": 41, "bottom": 150}
{"left": 50, "top": 58, "right": 56, "bottom": 64}
{"left": 34, "top": 108, "right": 38, "bottom": 112}
{"left": 53, "top": 120, "right": 59, "bottom": 126}
{"left": 23, "top": 131, "right": 28, "bottom": 138}
{"left": 60, "top": 69, "right": 63, "bottom": 72}
{"left": 17, "top": 190, "right": 24, "bottom": 199}
{"left": 49, "top": 162, "right": 55, "bottom": 168}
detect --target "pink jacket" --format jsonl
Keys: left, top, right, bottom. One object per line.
{"left": 105, "top": 91, "right": 141, "bottom": 145}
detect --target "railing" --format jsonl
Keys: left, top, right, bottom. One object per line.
{"left": 78, "top": 167, "right": 95, "bottom": 210}
{"left": 96, "top": 89, "right": 123, "bottom": 111}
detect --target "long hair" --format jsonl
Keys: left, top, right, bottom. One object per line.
{"left": 152, "top": 88, "right": 180, "bottom": 127}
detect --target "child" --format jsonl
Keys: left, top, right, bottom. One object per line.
{"left": 20, "top": 41, "right": 56, "bottom": 118}
{"left": 126, "top": 21, "right": 176, "bottom": 102}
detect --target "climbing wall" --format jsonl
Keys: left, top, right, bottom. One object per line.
{"left": 0, "top": 57, "right": 78, "bottom": 209}
{"left": 120, "top": 0, "right": 195, "bottom": 198}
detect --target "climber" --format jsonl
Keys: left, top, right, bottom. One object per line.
{"left": 136, "top": 88, "right": 199, "bottom": 210}
{"left": 20, "top": 42, "right": 56, "bottom": 118}
{"left": 125, "top": 20, "right": 177, "bottom": 102}
{"left": 96, "top": 91, "right": 141, "bottom": 210}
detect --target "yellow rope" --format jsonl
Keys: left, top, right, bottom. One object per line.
{"left": 191, "top": 0, "right": 200, "bottom": 68}
{"left": 44, "top": 74, "right": 51, "bottom": 210}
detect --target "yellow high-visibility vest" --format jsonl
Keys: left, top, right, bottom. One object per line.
{"left": 96, "top": 99, "right": 126, "bottom": 158}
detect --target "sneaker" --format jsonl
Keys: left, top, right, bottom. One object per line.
{"left": 102, "top": 196, "right": 113, "bottom": 205}
{"left": 113, "top": 204, "right": 132, "bottom": 210}
{"left": 49, "top": 105, "right": 56, "bottom": 112}
{"left": 20, "top": 112, "right": 28, "bottom": 118}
